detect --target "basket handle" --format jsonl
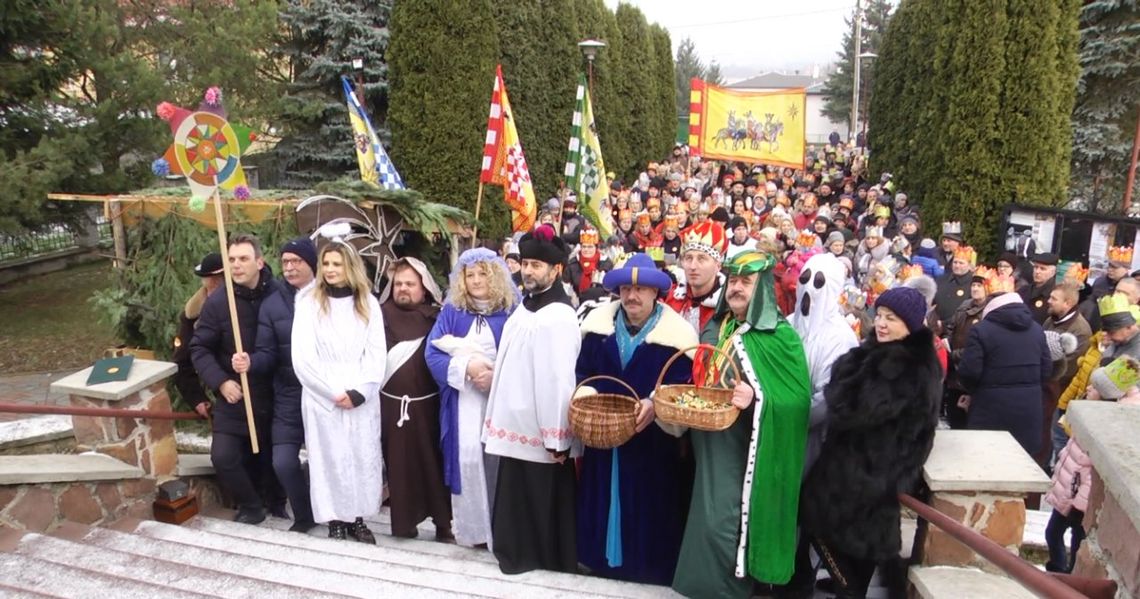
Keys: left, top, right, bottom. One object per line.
{"left": 573, "top": 375, "right": 643, "bottom": 407}
{"left": 653, "top": 343, "right": 741, "bottom": 395}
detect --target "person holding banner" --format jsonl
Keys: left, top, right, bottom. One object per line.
{"left": 191, "top": 234, "right": 285, "bottom": 525}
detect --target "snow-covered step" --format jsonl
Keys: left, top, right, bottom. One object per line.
{"left": 0, "top": 584, "right": 60, "bottom": 599}
{"left": 909, "top": 566, "right": 1036, "bottom": 599}
{"left": 78, "top": 519, "right": 463, "bottom": 598}
{"left": 0, "top": 550, "right": 210, "bottom": 599}
{"left": 188, "top": 515, "right": 674, "bottom": 598}
{"left": 7, "top": 522, "right": 332, "bottom": 599}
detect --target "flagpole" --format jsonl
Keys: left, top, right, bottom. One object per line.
{"left": 210, "top": 187, "right": 260, "bottom": 454}
{"left": 472, "top": 182, "right": 485, "bottom": 247}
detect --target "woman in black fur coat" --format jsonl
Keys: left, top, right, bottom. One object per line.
{"left": 800, "top": 287, "right": 942, "bottom": 599}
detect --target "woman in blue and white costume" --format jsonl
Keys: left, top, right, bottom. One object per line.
{"left": 425, "top": 248, "right": 520, "bottom": 549}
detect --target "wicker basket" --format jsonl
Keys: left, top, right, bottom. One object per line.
{"left": 653, "top": 344, "right": 741, "bottom": 432}
{"left": 569, "top": 375, "right": 641, "bottom": 449}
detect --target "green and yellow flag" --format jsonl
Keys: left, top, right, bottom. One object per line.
{"left": 564, "top": 74, "right": 613, "bottom": 237}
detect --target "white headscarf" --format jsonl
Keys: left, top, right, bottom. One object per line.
{"left": 378, "top": 256, "right": 444, "bottom": 305}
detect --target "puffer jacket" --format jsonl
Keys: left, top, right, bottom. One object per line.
{"left": 1058, "top": 332, "right": 1104, "bottom": 412}
{"left": 1044, "top": 439, "right": 1091, "bottom": 516}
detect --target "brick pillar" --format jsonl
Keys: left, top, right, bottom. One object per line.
{"left": 51, "top": 360, "right": 179, "bottom": 479}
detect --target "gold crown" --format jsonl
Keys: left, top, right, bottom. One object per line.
{"left": 646, "top": 197, "right": 662, "bottom": 209}
{"left": 1064, "top": 264, "right": 1089, "bottom": 284}
{"left": 987, "top": 274, "right": 1016, "bottom": 295}
{"left": 1099, "top": 292, "right": 1133, "bottom": 317}
{"left": 636, "top": 211, "right": 651, "bottom": 226}
{"left": 578, "top": 228, "right": 599, "bottom": 245}
{"left": 796, "top": 229, "right": 819, "bottom": 248}
{"left": 645, "top": 246, "right": 665, "bottom": 261}
{"left": 899, "top": 264, "right": 925, "bottom": 281}
{"left": 618, "top": 209, "right": 633, "bottom": 221}
{"left": 1109, "top": 246, "right": 1134, "bottom": 265}
{"left": 664, "top": 213, "right": 680, "bottom": 229}
{"left": 953, "top": 246, "right": 977, "bottom": 266}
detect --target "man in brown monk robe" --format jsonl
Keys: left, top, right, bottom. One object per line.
{"left": 379, "top": 256, "right": 453, "bottom": 541}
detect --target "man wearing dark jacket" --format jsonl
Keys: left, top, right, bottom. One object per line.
{"left": 173, "top": 253, "right": 224, "bottom": 412}
{"left": 1020, "top": 253, "right": 1058, "bottom": 325}
{"left": 191, "top": 234, "right": 284, "bottom": 524}
{"left": 933, "top": 247, "right": 974, "bottom": 325}
{"left": 233, "top": 237, "right": 317, "bottom": 532}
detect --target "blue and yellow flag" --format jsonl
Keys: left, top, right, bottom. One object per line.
{"left": 341, "top": 76, "right": 404, "bottom": 190}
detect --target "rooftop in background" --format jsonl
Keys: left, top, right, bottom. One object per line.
{"left": 729, "top": 71, "right": 827, "bottom": 94}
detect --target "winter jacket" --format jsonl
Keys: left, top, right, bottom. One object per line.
{"left": 958, "top": 302, "right": 1052, "bottom": 456}
{"left": 249, "top": 280, "right": 305, "bottom": 445}
{"left": 190, "top": 265, "right": 281, "bottom": 436}
{"left": 933, "top": 271, "right": 973, "bottom": 325}
{"left": 801, "top": 328, "right": 942, "bottom": 562}
{"left": 172, "top": 287, "right": 211, "bottom": 408}
{"left": 1058, "top": 332, "right": 1104, "bottom": 411}
{"left": 1019, "top": 280, "right": 1056, "bottom": 325}
{"left": 1045, "top": 439, "right": 1091, "bottom": 516}
{"left": 854, "top": 239, "right": 889, "bottom": 284}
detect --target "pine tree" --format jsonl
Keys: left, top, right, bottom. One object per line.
{"left": 1070, "top": 0, "right": 1140, "bottom": 212}
{"left": 821, "top": 0, "right": 893, "bottom": 125}
{"left": 649, "top": 24, "right": 678, "bottom": 157}
{"left": 674, "top": 37, "right": 704, "bottom": 117}
{"left": 704, "top": 61, "right": 725, "bottom": 86}
{"left": 387, "top": 0, "right": 504, "bottom": 232}
{"left": 274, "top": 0, "right": 394, "bottom": 188}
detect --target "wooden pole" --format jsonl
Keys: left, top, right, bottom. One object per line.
{"left": 472, "top": 182, "right": 485, "bottom": 248}
{"left": 210, "top": 188, "right": 260, "bottom": 453}
{"left": 1122, "top": 103, "right": 1140, "bottom": 214}
{"left": 109, "top": 199, "right": 127, "bottom": 269}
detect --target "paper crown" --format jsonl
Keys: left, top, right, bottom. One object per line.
{"left": 953, "top": 246, "right": 978, "bottom": 266}
{"left": 680, "top": 222, "right": 729, "bottom": 262}
{"left": 839, "top": 197, "right": 855, "bottom": 211}
{"left": 618, "top": 209, "right": 633, "bottom": 221}
{"left": 942, "top": 221, "right": 963, "bottom": 235}
{"left": 801, "top": 194, "right": 818, "bottom": 209}
{"left": 1098, "top": 292, "right": 1133, "bottom": 317}
{"left": 1101, "top": 356, "right": 1140, "bottom": 393}
{"left": 1109, "top": 245, "right": 1134, "bottom": 265}
{"left": 645, "top": 246, "right": 665, "bottom": 262}
{"left": 636, "top": 211, "right": 651, "bottom": 226}
{"left": 664, "top": 213, "right": 680, "bottom": 229}
{"left": 647, "top": 197, "right": 662, "bottom": 209}
{"left": 899, "top": 264, "right": 925, "bottom": 281}
{"left": 873, "top": 204, "right": 891, "bottom": 219}
{"left": 866, "top": 226, "right": 884, "bottom": 239}
{"left": 796, "top": 229, "right": 819, "bottom": 249}
{"left": 840, "top": 285, "right": 868, "bottom": 310}
{"left": 984, "top": 271, "right": 1016, "bottom": 295}
{"left": 578, "top": 228, "right": 599, "bottom": 246}
{"left": 1064, "top": 263, "right": 1090, "bottom": 284}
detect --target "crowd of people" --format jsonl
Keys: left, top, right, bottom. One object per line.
{"left": 168, "top": 139, "right": 1140, "bottom": 598}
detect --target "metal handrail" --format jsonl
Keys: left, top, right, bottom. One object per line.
{"left": 0, "top": 402, "right": 201, "bottom": 421}
{"left": 900, "top": 493, "right": 1117, "bottom": 599}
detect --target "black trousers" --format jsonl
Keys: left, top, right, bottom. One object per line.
{"left": 812, "top": 538, "right": 878, "bottom": 599}
{"left": 211, "top": 432, "right": 284, "bottom": 511}
{"left": 272, "top": 442, "right": 313, "bottom": 524}
{"left": 1045, "top": 508, "right": 1086, "bottom": 573}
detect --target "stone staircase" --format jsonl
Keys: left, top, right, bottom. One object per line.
{"left": 0, "top": 506, "right": 676, "bottom": 598}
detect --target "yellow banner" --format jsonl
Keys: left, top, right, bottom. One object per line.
{"left": 695, "top": 83, "right": 805, "bottom": 168}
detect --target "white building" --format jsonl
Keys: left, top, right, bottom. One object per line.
{"left": 728, "top": 72, "right": 849, "bottom": 145}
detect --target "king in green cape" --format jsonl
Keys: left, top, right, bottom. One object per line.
{"left": 671, "top": 250, "right": 812, "bottom": 598}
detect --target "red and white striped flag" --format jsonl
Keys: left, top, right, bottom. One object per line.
{"left": 480, "top": 65, "right": 536, "bottom": 233}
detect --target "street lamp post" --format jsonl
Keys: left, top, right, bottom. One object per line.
{"left": 578, "top": 39, "right": 607, "bottom": 96}
{"left": 856, "top": 51, "right": 878, "bottom": 144}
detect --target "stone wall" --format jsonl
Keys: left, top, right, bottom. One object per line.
{"left": 70, "top": 381, "right": 179, "bottom": 479}
{"left": 0, "top": 478, "right": 156, "bottom": 532}
{"left": 922, "top": 491, "right": 1028, "bottom": 572}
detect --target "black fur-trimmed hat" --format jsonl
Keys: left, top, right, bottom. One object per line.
{"left": 518, "top": 224, "right": 568, "bottom": 266}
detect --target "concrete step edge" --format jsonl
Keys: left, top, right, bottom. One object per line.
{"left": 0, "top": 551, "right": 212, "bottom": 599}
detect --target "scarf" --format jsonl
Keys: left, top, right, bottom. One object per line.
{"left": 578, "top": 255, "right": 598, "bottom": 293}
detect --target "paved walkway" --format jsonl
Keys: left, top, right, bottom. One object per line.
{"left": 0, "top": 371, "right": 69, "bottom": 423}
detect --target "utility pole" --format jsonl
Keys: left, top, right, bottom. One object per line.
{"left": 1123, "top": 103, "right": 1140, "bottom": 214}
{"left": 851, "top": 0, "right": 862, "bottom": 142}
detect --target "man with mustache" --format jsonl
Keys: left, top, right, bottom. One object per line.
{"left": 670, "top": 249, "right": 813, "bottom": 598}
{"left": 576, "top": 253, "right": 699, "bottom": 585}
{"left": 482, "top": 224, "right": 582, "bottom": 574}
{"left": 378, "top": 256, "right": 453, "bottom": 541}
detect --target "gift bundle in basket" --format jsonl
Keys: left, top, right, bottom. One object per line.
{"left": 569, "top": 375, "right": 641, "bottom": 449}
{"left": 653, "top": 344, "right": 741, "bottom": 432}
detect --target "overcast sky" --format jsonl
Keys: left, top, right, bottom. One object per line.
{"left": 603, "top": 0, "right": 857, "bottom": 82}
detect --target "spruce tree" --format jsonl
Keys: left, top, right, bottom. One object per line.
{"left": 1070, "top": 0, "right": 1140, "bottom": 211}
{"left": 613, "top": 4, "right": 655, "bottom": 178}
{"left": 387, "top": 0, "right": 504, "bottom": 233}
{"left": 649, "top": 24, "right": 678, "bottom": 157}
{"left": 274, "top": 0, "right": 394, "bottom": 188}
{"left": 674, "top": 37, "right": 705, "bottom": 118}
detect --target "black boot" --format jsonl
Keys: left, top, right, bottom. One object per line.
{"left": 233, "top": 506, "right": 267, "bottom": 525}
{"left": 289, "top": 519, "right": 317, "bottom": 533}
{"left": 328, "top": 520, "right": 347, "bottom": 540}
{"left": 348, "top": 517, "right": 376, "bottom": 544}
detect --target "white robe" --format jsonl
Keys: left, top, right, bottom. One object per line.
{"left": 440, "top": 320, "right": 499, "bottom": 548}
{"left": 482, "top": 300, "right": 582, "bottom": 463}
{"left": 292, "top": 291, "right": 387, "bottom": 523}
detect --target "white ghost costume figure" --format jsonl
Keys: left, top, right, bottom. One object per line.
{"left": 792, "top": 253, "right": 860, "bottom": 475}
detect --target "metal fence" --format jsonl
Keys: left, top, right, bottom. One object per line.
{"left": 0, "top": 212, "right": 113, "bottom": 263}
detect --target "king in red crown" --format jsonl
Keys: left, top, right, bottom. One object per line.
{"left": 664, "top": 222, "right": 730, "bottom": 332}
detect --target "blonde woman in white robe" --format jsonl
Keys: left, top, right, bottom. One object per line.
{"left": 292, "top": 241, "right": 386, "bottom": 543}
